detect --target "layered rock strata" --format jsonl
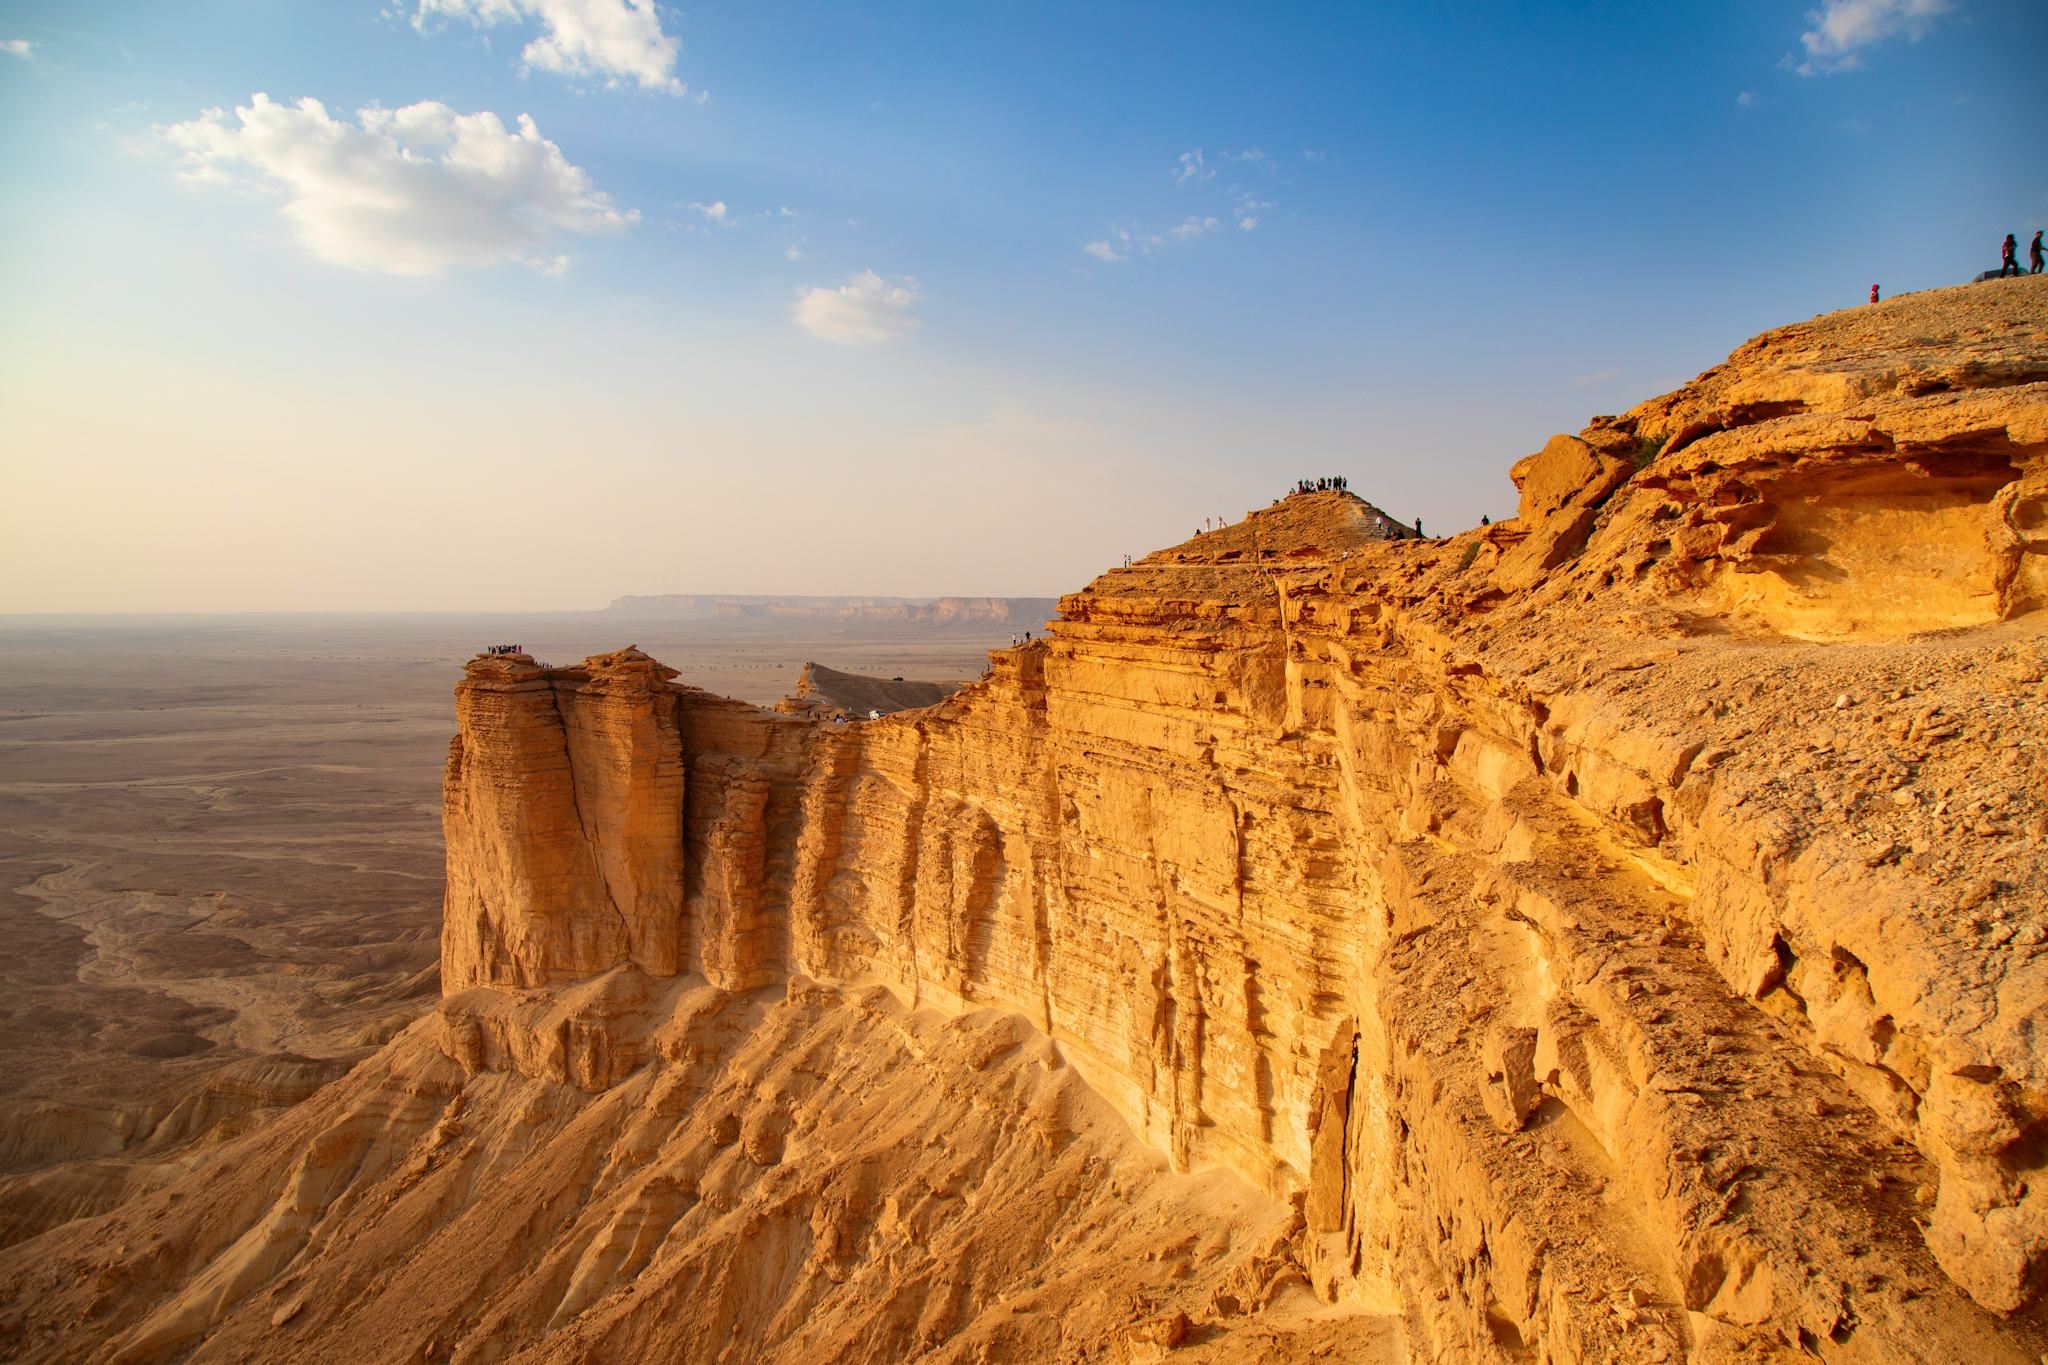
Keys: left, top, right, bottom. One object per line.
{"left": 3, "top": 277, "right": 2045, "bottom": 1364}
{"left": 433, "top": 280, "right": 2048, "bottom": 1360}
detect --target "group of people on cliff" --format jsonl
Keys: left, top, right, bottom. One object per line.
{"left": 481, "top": 644, "right": 524, "bottom": 656}
{"left": 1998, "top": 231, "right": 2045, "bottom": 277}
{"left": 1291, "top": 475, "right": 1348, "bottom": 495}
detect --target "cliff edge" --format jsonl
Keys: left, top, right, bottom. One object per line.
{"left": 4, "top": 277, "right": 2046, "bottom": 1364}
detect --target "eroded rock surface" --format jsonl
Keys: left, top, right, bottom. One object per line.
{"left": 4, "top": 278, "right": 2046, "bottom": 1363}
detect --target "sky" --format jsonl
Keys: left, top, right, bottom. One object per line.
{"left": 1, "top": 0, "right": 2043, "bottom": 612}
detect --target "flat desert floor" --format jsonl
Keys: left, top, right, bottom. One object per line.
{"left": 0, "top": 613, "right": 1011, "bottom": 1241}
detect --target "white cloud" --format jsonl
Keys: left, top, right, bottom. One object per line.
{"left": 784, "top": 243, "right": 804, "bottom": 261}
{"left": 793, "top": 270, "right": 921, "bottom": 343}
{"left": 415, "top": 0, "right": 687, "bottom": 93}
{"left": 2, "top": 38, "right": 32, "bottom": 59}
{"left": 1736, "top": 90, "right": 1760, "bottom": 107}
{"left": 1795, "top": 0, "right": 1954, "bottom": 74}
{"left": 1090, "top": 142, "right": 1295, "bottom": 261}
{"left": 1084, "top": 212, "right": 1242, "bottom": 261}
{"left": 1173, "top": 149, "right": 1213, "bottom": 184}
{"left": 1084, "top": 223, "right": 1158, "bottom": 263}
{"left": 160, "top": 93, "right": 635, "bottom": 276}
{"left": 690, "top": 199, "right": 728, "bottom": 222}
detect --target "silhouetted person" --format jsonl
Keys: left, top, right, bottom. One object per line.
{"left": 1480, "top": 514, "right": 1490, "bottom": 526}
{"left": 2033, "top": 231, "right": 2045, "bottom": 274}
{"left": 2002, "top": 234, "right": 2022, "bottom": 277}
{"left": 1414, "top": 518, "right": 1424, "bottom": 538}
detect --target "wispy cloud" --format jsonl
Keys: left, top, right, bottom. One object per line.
{"left": 1793, "top": 0, "right": 1954, "bottom": 74}
{"left": 794, "top": 270, "right": 921, "bottom": 343}
{"left": 1572, "top": 367, "right": 1624, "bottom": 387}
{"left": 1083, "top": 230, "right": 1133, "bottom": 263}
{"left": 689, "top": 199, "right": 728, "bottom": 223}
{"left": 1089, "top": 141, "right": 1294, "bottom": 261}
{"left": 1088, "top": 142, "right": 1296, "bottom": 260}
{"left": 413, "top": 0, "right": 690, "bottom": 94}
{"left": 2, "top": 38, "right": 32, "bottom": 59}
{"left": 160, "top": 93, "right": 635, "bottom": 276}
{"left": 1083, "top": 215, "right": 1228, "bottom": 261}
{"left": 1736, "top": 89, "right": 1760, "bottom": 107}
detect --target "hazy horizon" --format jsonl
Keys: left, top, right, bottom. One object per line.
{"left": 4, "top": 0, "right": 2043, "bottom": 612}
{"left": 0, "top": 593, "right": 1070, "bottom": 621}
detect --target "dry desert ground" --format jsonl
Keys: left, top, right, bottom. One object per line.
{"left": 0, "top": 614, "right": 1006, "bottom": 1244}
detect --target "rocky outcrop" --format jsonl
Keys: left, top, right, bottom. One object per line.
{"left": 774, "top": 662, "right": 964, "bottom": 720}
{"left": 4, "top": 279, "right": 2045, "bottom": 1363}
{"left": 440, "top": 648, "right": 685, "bottom": 990}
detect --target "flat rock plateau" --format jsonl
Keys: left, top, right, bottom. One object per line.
{"left": 3, "top": 276, "right": 2046, "bottom": 1363}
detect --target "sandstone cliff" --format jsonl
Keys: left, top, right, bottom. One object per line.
{"left": 4, "top": 277, "right": 2045, "bottom": 1363}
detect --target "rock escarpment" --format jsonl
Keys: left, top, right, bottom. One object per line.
{"left": 3, "top": 278, "right": 2045, "bottom": 1364}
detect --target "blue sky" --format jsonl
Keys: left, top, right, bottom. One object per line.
{"left": 1, "top": 0, "right": 2042, "bottom": 610}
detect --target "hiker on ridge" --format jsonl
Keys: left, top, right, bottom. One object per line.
{"left": 2001, "top": 234, "right": 2021, "bottom": 277}
{"left": 2033, "top": 231, "right": 2045, "bottom": 274}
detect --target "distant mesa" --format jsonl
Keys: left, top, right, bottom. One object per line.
{"left": 602, "top": 594, "right": 1060, "bottom": 628}
{"left": 773, "top": 661, "right": 961, "bottom": 720}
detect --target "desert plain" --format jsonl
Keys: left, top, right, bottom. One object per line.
{"left": 0, "top": 613, "right": 1006, "bottom": 1244}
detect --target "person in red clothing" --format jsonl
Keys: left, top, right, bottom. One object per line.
{"left": 2000, "top": 233, "right": 2022, "bottom": 277}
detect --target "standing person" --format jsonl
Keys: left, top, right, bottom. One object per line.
{"left": 2033, "top": 231, "right": 2045, "bottom": 274}
{"left": 2001, "top": 234, "right": 2021, "bottom": 277}
{"left": 1870, "top": 284, "right": 1880, "bottom": 304}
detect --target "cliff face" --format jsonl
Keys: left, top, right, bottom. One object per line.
{"left": 5, "top": 278, "right": 2046, "bottom": 1364}
{"left": 441, "top": 649, "right": 687, "bottom": 990}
